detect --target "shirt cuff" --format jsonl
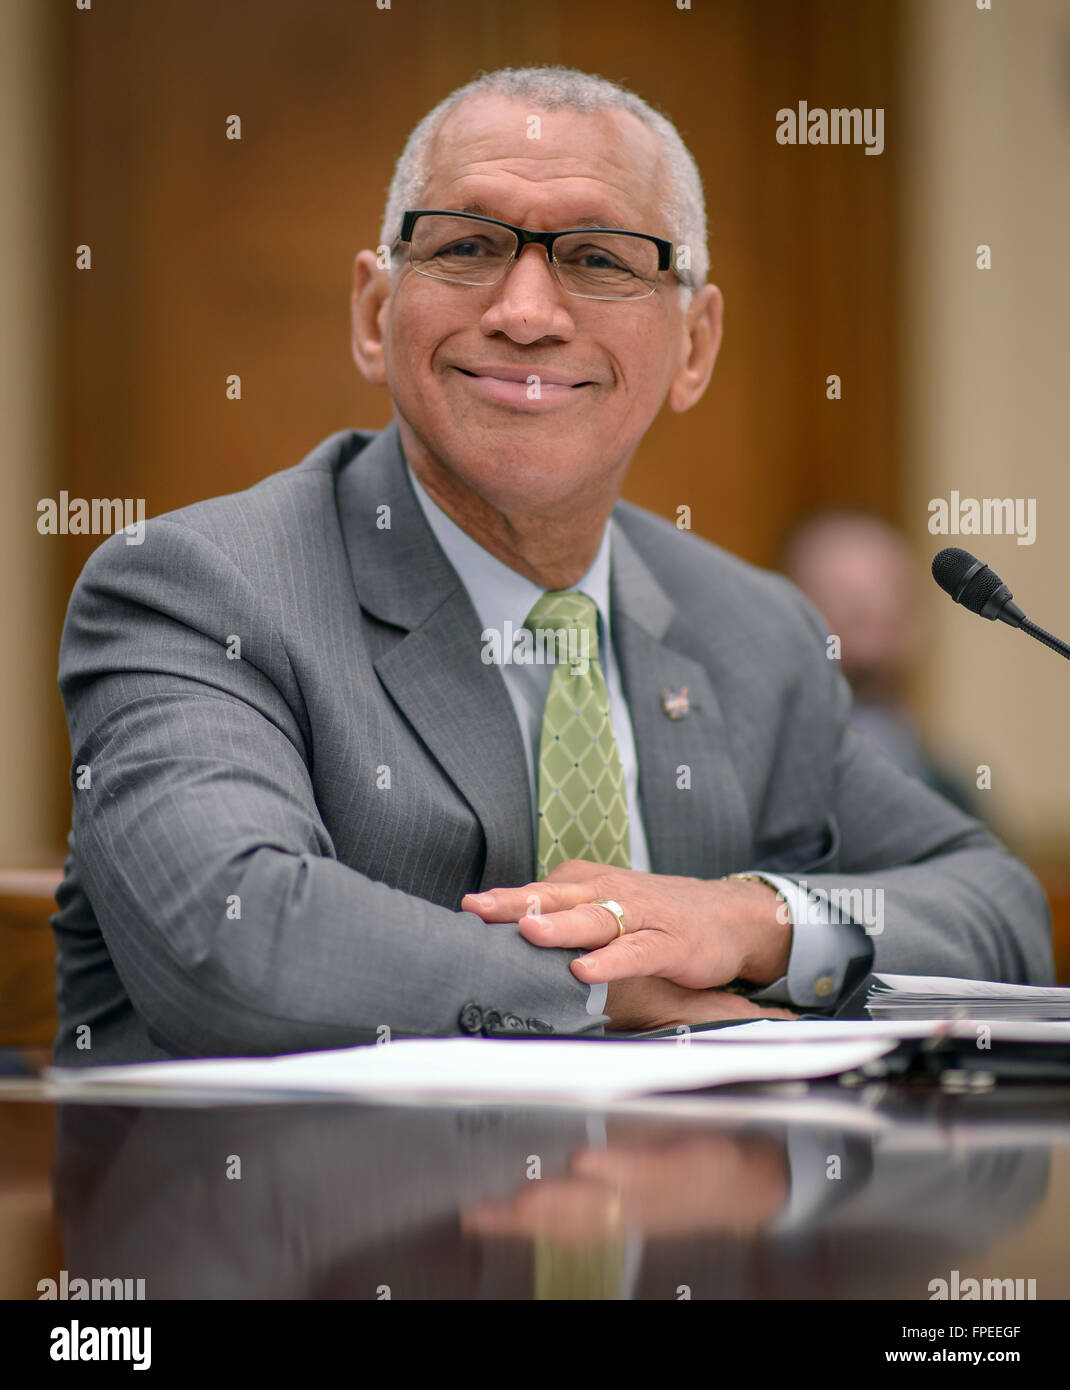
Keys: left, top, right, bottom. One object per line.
{"left": 587, "top": 981, "right": 609, "bottom": 1016}
{"left": 767, "top": 1126, "right": 848, "bottom": 1233}
{"left": 741, "top": 872, "right": 873, "bottom": 1011}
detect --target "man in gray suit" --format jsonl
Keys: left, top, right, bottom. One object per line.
{"left": 52, "top": 66, "right": 1052, "bottom": 1065}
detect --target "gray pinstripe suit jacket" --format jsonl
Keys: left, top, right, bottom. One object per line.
{"left": 51, "top": 420, "right": 1053, "bottom": 1064}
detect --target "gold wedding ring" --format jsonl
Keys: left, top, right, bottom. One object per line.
{"left": 591, "top": 898, "right": 627, "bottom": 937}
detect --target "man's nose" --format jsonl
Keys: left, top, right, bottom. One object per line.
{"left": 481, "top": 244, "right": 575, "bottom": 343}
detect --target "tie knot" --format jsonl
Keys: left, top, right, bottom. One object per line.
{"left": 523, "top": 590, "right": 601, "bottom": 664}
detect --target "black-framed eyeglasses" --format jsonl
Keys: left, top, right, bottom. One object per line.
{"left": 393, "top": 210, "right": 678, "bottom": 301}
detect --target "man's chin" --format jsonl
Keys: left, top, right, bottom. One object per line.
{"left": 454, "top": 443, "right": 612, "bottom": 509}
{"left": 395, "top": 403, "right": 625, "bottom": 505}
{"left": 460, "top": 450, "right": 598, "bottom": 501}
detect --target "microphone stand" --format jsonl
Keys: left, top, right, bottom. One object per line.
{"left": 1020, "top": 619, "right": 1070, "bottom": 662}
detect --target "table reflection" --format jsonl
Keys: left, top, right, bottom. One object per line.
{"left": 52, "top": 1086, "right": 1063, "bottom": 1299}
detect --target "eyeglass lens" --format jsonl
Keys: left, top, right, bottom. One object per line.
{"left": 407, "top": 214, "right": 660, "bottom": 298}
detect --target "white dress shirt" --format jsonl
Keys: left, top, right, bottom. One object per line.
{"left": 406, "top": 464, "right": 866, "bottom": 1017}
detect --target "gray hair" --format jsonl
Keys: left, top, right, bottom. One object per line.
{"left": 378, "top": 65, "right": 708, "bottom": 291}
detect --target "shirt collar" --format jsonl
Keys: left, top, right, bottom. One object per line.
{"left": 405, "top": 460, "right": 614, "bottom": 647}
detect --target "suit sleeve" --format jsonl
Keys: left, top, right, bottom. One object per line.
{"left": 752, "top": 580, "right": 1054, "bottom": 988}
{"left": 57, "top": 521, "right": 599, "bottom": 1057}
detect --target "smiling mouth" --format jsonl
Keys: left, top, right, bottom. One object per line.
{"left": 456, "top": 368, "right": 593, "bottom": 387}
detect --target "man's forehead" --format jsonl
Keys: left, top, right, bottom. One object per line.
{"left": 421, "top": 93, "right": 669, "bottom": 228}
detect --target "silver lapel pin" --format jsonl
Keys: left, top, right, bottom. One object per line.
{"left": 661, "top": 686, "right": 690, "bottom": 720}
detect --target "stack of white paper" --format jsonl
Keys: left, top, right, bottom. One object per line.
{"left": 46, "top": 1034, "right": 898, "bottom": 1106}
{"left": 866, "top": 973, "right": 1070, "bottom": 1020}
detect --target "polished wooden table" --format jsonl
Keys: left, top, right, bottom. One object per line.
{"left": 2, "top": 1045, "right": 1069, "bottom": 1304}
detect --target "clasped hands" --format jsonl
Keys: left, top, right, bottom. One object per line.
{"left": 461, "top": 860, "right": 801, "bottom": 1030}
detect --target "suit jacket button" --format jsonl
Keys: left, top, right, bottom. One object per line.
{"left": 458, "top": 1003, "right": 484, "bottom": 1034}
{"left": 526, "top": 1017, "right": 554, "bottom": 1034}
{"left": 481, "top": 1009, "right": 504, "bottom": 1034}
{"left": 502, "top": 1013, "right": 526, "bottom": 1031}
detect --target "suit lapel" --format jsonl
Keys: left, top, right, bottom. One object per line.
{"left": 610, "top": 520, "right": 752, "bottom": 878}
{"left": 334, "top": 419, "right": 535, "bottom": 890}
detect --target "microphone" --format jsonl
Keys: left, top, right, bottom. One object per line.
{"left": 931, "top": 547, "right": 1070, "bottom": 661}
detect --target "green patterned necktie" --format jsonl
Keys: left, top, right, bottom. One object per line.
{"left": 533, "top": 1230, "right": 628, "bottom": 1300}
{"left": 523, "top": 590, "right": 631, "bottom": 878}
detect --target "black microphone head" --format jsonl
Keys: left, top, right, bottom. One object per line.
{"left": 932, "top": 546, "right": 979, "bottom": 597}
{"left": 931, "top": 547, "right": 1024, "bottom": 626}
{"left": 932, "top": 547, "right": 1002, "bottom": 614}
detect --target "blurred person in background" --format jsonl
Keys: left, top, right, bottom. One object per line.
{"left": 781, "top": 511, "right": 980, "bottom": 819}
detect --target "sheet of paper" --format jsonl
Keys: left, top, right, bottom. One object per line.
{"left": 872, "top": 973, "right": 1070, "bottom": 999}
{"left": 680, "top": 1018, "right": 1070, "bottom": 1043}
{"left": 45, "top": 1035, "right": 898, "bottom": 1105}
{"left": 655, "top": 1019, "right": 937, "bottom": 1042}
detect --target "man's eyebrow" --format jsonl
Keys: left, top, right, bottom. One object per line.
{"left": 455, "top": 201, "right": 628, "bottom": 230}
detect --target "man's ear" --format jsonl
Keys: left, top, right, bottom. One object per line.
{"left": 350, "top": 249, "right": 392, "bottom": 387}
{"left": 667, "top": 283, "right": 724, "bottom": 413}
